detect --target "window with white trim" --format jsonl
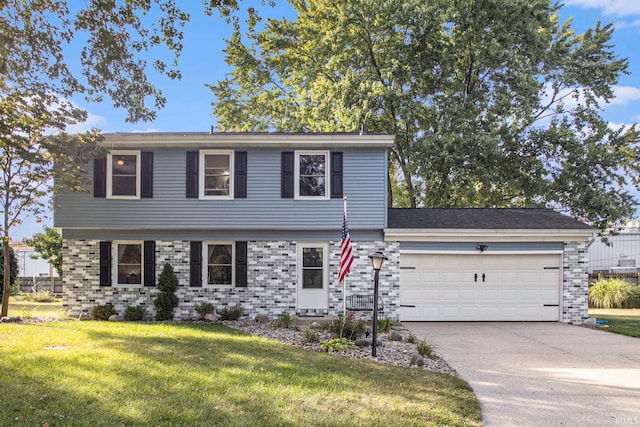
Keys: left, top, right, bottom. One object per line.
{"left": 199, "top": 150, "right": 234, "bottom": 199}
{"left": 114, "top": 241, "right": 143, "bottom": 286}
{"left": 204, "top": 241, "right": 234, "bottom": 286}
{"left": 107, "top": 151, "right": 140, "bottom": 199}
{"left": 301, "top": 245, "right": 325, "bottom": 289}
{"left": 295, "top": 151, "right": 329, "bottom": 199}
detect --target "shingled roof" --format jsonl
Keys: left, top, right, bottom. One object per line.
{"left": 387, "top": 208, "right": 595, "bottom": 230}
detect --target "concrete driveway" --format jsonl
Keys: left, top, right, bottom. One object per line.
{"left": 404, "top": 322, "right": 640, "bottom": 426}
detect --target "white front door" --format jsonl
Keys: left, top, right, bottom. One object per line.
{"left": 297, "top": 243, "right": 329, "bottom": 310}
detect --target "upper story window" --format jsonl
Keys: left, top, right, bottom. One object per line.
{"left": 107, "top": 151, "right": 140, "bottom": 199}
{"left": 295, "top": 151, "right": 329, "bottom": 199}
{"left": 199, "top": 150, "right": 234, "bottom": 199}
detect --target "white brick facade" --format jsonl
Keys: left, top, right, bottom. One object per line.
{"left": 562, "top": 240, "right": 590, "bottom": 324}
{"left": 63, "top": 239, "right": 400, "bottom": 320}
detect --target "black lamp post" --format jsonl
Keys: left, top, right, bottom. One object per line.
{"left": 368, "top": 251, "right": 387, "bottom": 357}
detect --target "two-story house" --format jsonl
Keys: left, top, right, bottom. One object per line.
{"left": 55, "top": 132, "right": 595, "bottom": 324}
{"left": 55, "top": 133, "right": 400, "bottom": 319}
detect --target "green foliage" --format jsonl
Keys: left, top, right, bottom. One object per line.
{"left": 416, "top": 338, "right": 437, "bottom": 358}
{"left": 589, "top": 278, "right": 638, "bottom": 309}
{"left": 26, "top": 227, "right": 63, "bottom": 277}
{"left": 377, "top": 317, "right": 393, "bottom": 333}
{"left": 304, "top": 328, "right": 320, "bottom": 343}
{"left": 91, "top": 304, "right": 117, "bottom": 321}
{"left": 271, "top": 311, "right": 294, "bottom": 328}
{"left": 216, "top": 305, "right": 244, "bottom": 321}
{"left": 211, "top": 0, "right": 639, "bottom": 228}
{"left": 320, "top": 337, "right": 358, "bottom": 353}
{"left": 194, "top": 302, "right": 215, "bottom": 316}
{"left": 123, "top": 306, "right": 147, "bottom": 321}
{"left": 154, "top": 263, "right": 179, "bottom": 321}
{"left": 327, "top": 315, "right": 366, "bottom": 340}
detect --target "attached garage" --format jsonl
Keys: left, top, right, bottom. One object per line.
{"left": 385, "top": 208, "right": 596, "bottom": 323}
{"left": 399, "top": 253, "right": 561, "bottom": 321}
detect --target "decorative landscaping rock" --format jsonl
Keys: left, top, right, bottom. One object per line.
{"left": 388, "top": 331, "right": 403, "bottom": 341}
{"left": 310, "top": 321, "right": 321, "bottom": 329}
{"left": 108, "top": 314, "right": 121, "bottom": 322}
{"left": 204, "top": 313, "right": 219, "bottom": 322}
{"left": 254, "top": 314, "right": 270, "bottom": 324}
{"left": 0, "top": 316, "right": 22, "bottom": 323}
{"left": 182, "top": 315, "right": 193, "bottom": 322}
{"left": 409, "top": 354, "right": 425, "bottom": 367}
{"left": 78, "top": 312, "right": 91, "bottom": 321}
{"left": 354, "top": 339, "right": 371, "bottom": 348}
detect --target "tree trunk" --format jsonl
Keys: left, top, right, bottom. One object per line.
{"left": 2, "top": 238, "right": 10, "bottom": 317}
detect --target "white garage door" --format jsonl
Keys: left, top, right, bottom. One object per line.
{"left": 400, "top": 253, "right": 561, "bottom": 321}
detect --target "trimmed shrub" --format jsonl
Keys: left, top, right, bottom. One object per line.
{"left": 195, "top": 302, "right": 215, "bottom": 317}
{"left": 217, "top": 305, "right": 244, "bottom": 321}
{"left": 154, "top": 263, "right": 179, "bottom": 321}
{"left": 91, "top": 304, "right": 117, "bottom": 321}
{"left": 123, "top": 306, "right": 147, "bottom": 321}
{"left": 589, "top": 278, "right": 637, "bottom": 308}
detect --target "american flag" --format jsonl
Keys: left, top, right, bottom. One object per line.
{"left": 339, "top": 209, "right": 354, "bottom": 282}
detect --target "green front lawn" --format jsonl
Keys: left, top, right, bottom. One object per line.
{"left": 589, "top": 308, "right": 640, "bottom": 338}
{"left": 0, "top": 321, "right": 481, "bottom": 426}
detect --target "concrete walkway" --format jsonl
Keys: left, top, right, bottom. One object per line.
{"left": 403, "top": 322, "right": 640, "bottom": 426}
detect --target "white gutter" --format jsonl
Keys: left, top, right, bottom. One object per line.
{"left": 384, "top": 228, "right": 596, "bottom": 242}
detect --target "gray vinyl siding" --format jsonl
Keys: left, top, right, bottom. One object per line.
{"left": 399, "top": 241, "right": 564, "bottom": 252}
{"left": 54, "top": 147, "right": 386, "bottom": 230}
{"left": 62, "top": 228, "right": 384, "bottom": 242}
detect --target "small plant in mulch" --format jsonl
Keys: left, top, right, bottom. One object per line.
{"left": 416, "top": 338, "right": 437, "bottom": 358}
{"left": 304, "top": 328, "right": 320, "bottom": 343}
{"left": 320, "top": 337, "right": 357, "bottom": 353}
{"left": 327, "top": 314, "right": 366, "bottom": 340}
{"left": 271, "top": 311, "right": 294, "bottom": 328}
{"left": 217, "top": 305, "right": 244, "bottom": 321}
{"left": 377, "top": 317, "right": 393, "bottom": 333}
{"left": 195, "top": 302, "right": 215, "bottom": 317}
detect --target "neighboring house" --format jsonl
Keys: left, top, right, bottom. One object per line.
{"left": 13, "top": 242, "right": 58, "bottom": 278}
{"left": 589, "top": 231, "right": 640, "bottom": 273}
{"left": 54, "top": 132, "right": 595, "bottom": 324}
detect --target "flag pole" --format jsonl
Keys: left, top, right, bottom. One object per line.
{"left": 343, "top": 196, "right": 347, "bottom": 318}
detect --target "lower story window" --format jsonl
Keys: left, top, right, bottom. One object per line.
{"left": 206, "top": 242, "right": 234, "bottom": 286}
{"left": 116, "top": 242, "right": 142, "bottom": 285}
{"left": 302, "top": 246, "right": 324, "bottom": 289}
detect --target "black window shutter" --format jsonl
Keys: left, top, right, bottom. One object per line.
{"left": 94, "top": 157, "right": 107, "bottom": 198}
{"left": 234, "top": 151, "right": 247, "bottom": 198}
{"left": 186, "top": 151, "right": 199, "bottom": 198}
{"left": 190, "top": 241, "right": 202, "bottom": 287}
{"left": 143, "top": 241, "right": 156, "bottom": 286}
{"left": 235, "top": 241, "right": 248, "bottom": 287}
{"left": 141, "top": 152, "right": 153, "bottom": 198}
{"left": 99, "top": 241, "right": 112, "bottom": 286}
{"left": 330, "top": 152, "right": 343, "bottom": 199}
{"left": 281, "top": 152, "right": 294, "bottom": 198}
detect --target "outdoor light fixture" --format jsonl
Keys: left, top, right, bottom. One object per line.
{"left": 476, "top": 244, "right": 488, "bottom": 252}
{"left": 368, "top": 251, "right": 388, "bottom": 357}
{"left": 116, "top": 158, "right": 125, "bottom": 166}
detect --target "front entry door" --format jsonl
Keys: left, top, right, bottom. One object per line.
{"left": 297, "top": 243, "right": 329, "bottom": 310}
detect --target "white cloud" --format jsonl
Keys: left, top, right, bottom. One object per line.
{"left": 131, "top": 127, "right": 161, "bottom": 133}
{"left": 564, "top": 0, "right": 640, "bottom": 17}
{"left": 608, "top": 85, "right": 640, "bottom": 106}
{"left": 65, "top": 110, "right": 107, "bottom": 134}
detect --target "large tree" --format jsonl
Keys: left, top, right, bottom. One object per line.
{"left": 27, "top": 227, "right": 63, "bottom": 277}
{"left": 0, "top": 0, "right": 242, "bottom": 316}
{"left": 210, "top": 0, "right": 640, "bottom": 228}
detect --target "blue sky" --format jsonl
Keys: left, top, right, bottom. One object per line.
{"left": 12, "top": 0, "right": 640, "bottom": 241}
